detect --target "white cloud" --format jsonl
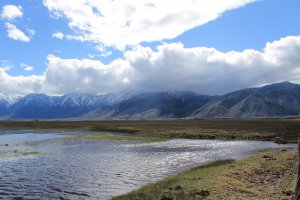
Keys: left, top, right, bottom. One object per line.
{"left": 5, "top": 22, "right": 31, "bottom": 42}
{"left": 42, "top": 54, "right": 131, "bottom": 94}
{"left": 0, "top": 67, "right": 43, "bottom": 97}
{"left": 1, "top": 5, "right": 23, "bottom": 20}
{"left": 2, "top": 36, "right": 300, "bottom": 96}
{"left": 52, "top": 32, "right": 64, "bottom": 39}
{"left": 88, "top": 51, "right": 112, "bottom": 59}
{"left": 27, "top": 28, "right": 36, "bottom": 37}
{"left": 20, "top": 63, "right": 34, "bottom": 71}
{"left": 43, "top": 0, "right": 257, "bottom": 50}
{"left": 0, "top": 60, "right": 12, "bottom": 70}
{"left": 100, "top": 51, "right": 112, "bottom": 57}
{"left": 1, "top": 5, "right": 35, "bottom": 42}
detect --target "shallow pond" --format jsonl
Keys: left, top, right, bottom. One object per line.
{"left": 0, "top": 130, "right": 296, "bottom": 199}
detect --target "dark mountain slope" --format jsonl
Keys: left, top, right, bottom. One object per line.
{"left": 193, "top": 82, "right": 300, "bottom": 118}
{"left": 84, "top": 91, "right": 213, "bottom": 119}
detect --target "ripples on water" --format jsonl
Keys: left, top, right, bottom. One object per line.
{"left": 0, "top": 131, "right": 296, "bottom": 199}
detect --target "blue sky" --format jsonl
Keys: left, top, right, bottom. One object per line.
{"left": 173, "top": 0, "right": 300, "bottom": 51}
{"left": 1, "top": 0, "right": 300, "bottom": 96}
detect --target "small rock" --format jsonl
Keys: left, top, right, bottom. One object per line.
{"left": 160, "top": 195, "right": 173, "bottom": 200}
{"left": 175, "top": 185, "right": 182, "bottom": 190}
{"left": 195, "top": 190, "right": 210, "bottom": 197}
{"left": 283, "top": 190, "right": 293, "bottom": 196}
{"left": 274, "top": 137, "right": 288, "bottom": 144}
{"left": 262, "top": 155, "right": 276, "bottom": 160}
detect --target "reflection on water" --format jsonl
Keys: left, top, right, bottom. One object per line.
{"left": 0, "top": 130, "right": 296, "bottom": 200}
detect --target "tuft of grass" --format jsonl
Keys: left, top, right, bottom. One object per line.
{"left": 20, "top": 151, "right": 40, "bottom": 156}
{"left": 113, "top": 150, "right": 297, "bottom": 200}
{"left": 0, "top": 149, "right": 40, "bottom": 157}
{"left": 61, "top": 133, "right": 165, "bottom": 143}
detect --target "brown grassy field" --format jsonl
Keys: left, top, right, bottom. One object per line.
{"left": 0, "top": 119, "right": 300, "bottom": 141}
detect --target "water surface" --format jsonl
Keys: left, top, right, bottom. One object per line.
{"left": 0, "top": 130, "right": 296, "bottom": 199}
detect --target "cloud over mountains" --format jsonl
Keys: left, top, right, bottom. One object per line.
{"left": 1, "top": 36, "right": 300, "bottom": 97}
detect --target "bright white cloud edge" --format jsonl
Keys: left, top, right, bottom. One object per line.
{"left": 43, "top": 0, "right": 257, "bottom": 50}
{"left": 1, "top": 36, "right": 300, "bottom": 97}
{"left": 52, "top": 32, "right": 65, "bottom": 39}
{"left": 5, "top": 22, "right": 31, "bottom": 42}
{"left": 1, "top": 5, "right": 23, "bottom": 20}
{"left": 20, "top": 63, "right": 34, "bottom": 71}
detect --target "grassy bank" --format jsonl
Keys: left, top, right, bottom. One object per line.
{"left": 61, "top": 132, "right": 165, "bottom": 143}
{"left": 113, "top": 150, "right": 297, "bottom": 200}
{"left": 0, "top": 119, "right": 300, "bottom": 141}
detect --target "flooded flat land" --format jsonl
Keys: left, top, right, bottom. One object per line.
{"left": 0, "top": 130, "right": 296, "bottom": 199}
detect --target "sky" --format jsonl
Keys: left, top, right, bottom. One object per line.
{"left": 0, "top": 0, "right": 300, "bottom": 96}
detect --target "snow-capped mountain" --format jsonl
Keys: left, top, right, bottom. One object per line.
{"left": 1, "top": 82, "right": 300, "bottom": 119}
{"left": 0, "top": 93, "right": 20, "bottom": 104}
{"left": 53, "top": 93, "right": 105, "bottom": 107}
{"left": 84, "top": 91, "right": 213, "bottom": 119}
{"left": 1, "top": 90, "right": 212, "bottom": 119}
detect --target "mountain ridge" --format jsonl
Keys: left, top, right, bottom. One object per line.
{"left": 1, "top": 82, "right": 300, "bottom": 119}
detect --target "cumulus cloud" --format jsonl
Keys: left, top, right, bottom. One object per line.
{"left": 42, "top": 54, "right": 134, "bottom": 94}
{"left": 5, "top": 22, "right": 31, "bottom": 42}
{"left": 27, "top": 28, "right": 36, "bottom": 37}
{"left": 0, "top": 67, "right": 43, "bottom": 97}
{"left": 1, "top": 5, "right": 23, "bottom": 20}
{"left": 2, "top": 36, "right": 300, "bottom": 96}
{"left": 1, "top": 5, "right": 35, "bottom": 42}
{"left": 20, "top": 63, "right": 34, "bottom": 71}
{"left": 43, "top": 0, "right": 257, "bottom": 50}
{"left": 52, "top": 32, "right": 64, "bottom": 39}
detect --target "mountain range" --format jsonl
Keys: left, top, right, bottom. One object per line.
{"left": 1, "top": 82, "right": 300, "bottom": 119}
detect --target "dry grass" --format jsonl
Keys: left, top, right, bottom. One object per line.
{"left": 0, "top": 119, "right": 300, "bottom": 141}
{"left": 113, "top": 150, "right": 297, "bottom": 200}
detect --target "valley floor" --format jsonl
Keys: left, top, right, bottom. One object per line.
{"left": 1, "top": 119, "right": 299, "bottom": 199}
{"left": 1, "top": 119, "right": 300, "bottom": 141}
{"left": 113, "top": 150, "right": 297, "bottom": 200}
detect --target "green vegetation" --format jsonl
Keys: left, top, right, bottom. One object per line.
{"left": 113, "top": 150, "right": 297, "bottom": 200}
{"left": 61, "top": 132, "right": 165, "bottom": 143}
{"left": 0, "top": 149, "right": 40, "bottom": 157}
{"left": 0, "top": 119, "right": 300, "bottom": 141}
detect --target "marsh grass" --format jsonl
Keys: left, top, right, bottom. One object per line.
{"left": 17, "top": 132, "right": 165, "bottom": 146}
{"left": 61, "top": 133, "right": 165, "bottom": 143}
{"left": 0, "top": 149, "right": 40, "bottom": 158}
{"left": 113, "top": 150, "right": 297, "bottom": 200}
{"left": 0, "top": 119, "right": 299, "bottom": 141}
